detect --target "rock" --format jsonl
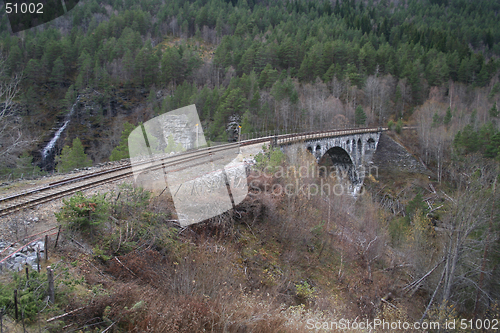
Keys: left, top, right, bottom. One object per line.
{"left": 15, "top": 256, "right": 27, "bottom": 264}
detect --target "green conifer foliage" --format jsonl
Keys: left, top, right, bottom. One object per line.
{"left": 110, "top": 122, "right": 135, "bottom": 161}
{"left": 57, "top": 138, "right": 92, "bottom": 173}
{"left": 488, "top": 102, "right": 499, "bottom": 118}
{"left": 50, "top": 57, "right": 65, "bottom": 85}
{"left": 444, "top": 107, "right": 453, "bottom": 125}
{"left": 355, "top": 105, "right": 366, "bottom": 126}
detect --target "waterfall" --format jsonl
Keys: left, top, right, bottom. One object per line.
{"left": 41, "top": 96, "right": 80, "bottom": 162}
{"left": 42, "top": 119, "right": 71, "bottom": 159}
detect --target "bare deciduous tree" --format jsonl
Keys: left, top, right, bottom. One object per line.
{"left": 440, "top": 160, "right": 498, "bottom": 309}
{"left": 0, "top": 56, "right": 27, "bottom": 161}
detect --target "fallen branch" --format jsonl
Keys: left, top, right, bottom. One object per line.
{"left": 420, "top": 264, "right": 446, "bottom": 323}
{"left": 46, "top": 307, "right": 85, "bottom": 322}
{"left": 115, "top": 257, "right": 137, "bottom": 277}
{"left": 381, "top": 298, "right": 397, "bottom": 309}
{"left": 403, "top": 258, "right": 445, "bottom": 293}
{"left": 83, "top": 259, "right": 111, "bottom": 281}
{"left": 427, "top": 205, "right": 444, "bottom": 216}
{"left": 70, "top": 237, "right": 86, "bottom": 249}
{"left": 101, "top": 321, "right": 116, "bottom": 333}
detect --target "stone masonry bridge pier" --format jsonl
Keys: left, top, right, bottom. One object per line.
{"left": 275, "top": 128, "right": 383, "bottom": 195}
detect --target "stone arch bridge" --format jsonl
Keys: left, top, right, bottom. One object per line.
{"left": 275, "top": 128, "right": 383, "bottom": 194}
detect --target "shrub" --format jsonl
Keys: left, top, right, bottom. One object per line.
{"left": 109, "top": 121, "right": 135, "bottom": 161}
{"left": 0, "top": 270, "right": 48, "bottom": 322}
{"left": 387, "top": 120, "right": 394, "bottom": 131}
{"left": 395, "top": 119, "right": 403, "bottom": 134}
{"left": 295, "top": 281, "right": 316, "bottom": 304}
{"left": 56, "top": 192, "right": 109, "bottom": 241}
{"left": 254, "top": 146, "right": 286, "bottom": 174}
{"left": 111, "top": 183, "right": 151, "bottom": 219}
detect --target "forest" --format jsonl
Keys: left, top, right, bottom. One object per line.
{"left": 0, "top": 0, "right": 499, "bottom": 331}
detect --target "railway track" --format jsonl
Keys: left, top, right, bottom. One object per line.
{"left": 0, "top": 127, "right": 387, "bottom": 217}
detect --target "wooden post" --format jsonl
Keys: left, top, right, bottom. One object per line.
{"left": 13, "top": 289, "right": 18, "bottom": 320}
{"left": 21, "top": 309, "right": 26, "bottom": 333}
{"left": 47, "top": 266, "right": 55, "bottom": 303}
{"left": 36, "top": 247, "right": 40, "bottom": 273}
{"left": 54, "top": 225, "right": 61, "bottom": 249}
{"left": 1, "top": 307, "right": 3, "bottom": 333}
{"left": 44, "top": 235, "right": 48, "bottom": 261}
{"left": 25, "top": 266, "right": 29, "bottom": 281}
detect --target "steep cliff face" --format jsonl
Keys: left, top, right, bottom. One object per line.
{"left": 372, "top": 133, "right": 429, "bottom": 174}
{"left": 161, "top": 114, "right": 196, "bottom": 150}
{"left": 37, "top": 87, "right": 152, "bottom": 171}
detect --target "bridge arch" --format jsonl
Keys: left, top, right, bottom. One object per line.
{"left": 318, "top": 146, "right": 360, "bottom": 186}
{"left": 367, "top": 137, "right": 376, "bottom": 149}
{"left": 280, "top": 129, "right": 382, "bottom": 195}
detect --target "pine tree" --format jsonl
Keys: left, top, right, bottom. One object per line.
{"left": 161, "top": 47, "right": 181, "bottom": 86}
{"left": 488, "top": 102, "right": 499, "bottom": 118}
{"left": 432, "top": 112, "right": 442, "bottom": 127}
{"left": 15, "top": 152, "right": 43, "bottom": 178}
{"left": 444, "top": 107, "right": 452, "bottom": 125}
{"left": 355, "top": 105, "right": 367, "bottom": 126}
{"left": 57, "top": 138, "right": 92, "bottom": 173}
{"left": 458, "top": 57, "right": 471, "bottom": 83}
{"left": 64, "top": 85, "right": 77, "bottom": 107}
{"left": 24, "top": 59, "right": 41, "bottom": 86}
{"left": 7, "top": 45, "right": 22, "bottom": 75}
{"left": 123, "top": 49, "right": 135, "bottom": 81}
{"left": 484, "top": 132, "right": 500, "bottom": 159}
{"left": 51, "top": 57, "right": 65, "bottom": 85}
{"left": 56, "top": 192, "right": 109, "bottom": 242}
{"left": 110, "top": 122, "right": 135, "bottom": 161}
{"left": 241, "top": 109, "right": 253, "bottom": 134}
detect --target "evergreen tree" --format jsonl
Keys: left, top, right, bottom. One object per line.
{"left": 488, "top": 102, "right": 499, "bottom": 118}
{"left": 57, "top": 138, "right": 92, "bottom": 173}
{"left": 241, "top": 109, "right": 253, "bottom": 134}
{"left": 56, "top": 192, "right": 109, "bottom": 242}
{"left": 443, "top": 107, "right": 452, "bottom": 125}
{"left": 355, "top": 105, "right": 366, "bottom": 126}
{"left": 64, "top": 85, "right": 77, "bottom": 107}
{"left": 432, "top": 112, "right": 441, "bottom": 127}
{"left": 7, "top": 45, "right": 23, "bottom": 75}
{"left": 258, "top": 64, "right": 279, "bottom": 89}
{"left": 454, "top": 124, "right": 480, "bottom": 153}
{"left": 110, "top": 122, "right": 135, "bottom": 161}
{"left": 51, "top": 57, "right": 65, "bottom": 85}
{"left": 24, "top": 59, "right": 41, "bottom": 86}
{"left": 484, "top": 132, "right": 500, "bottom": 159}
{"left": 161, "top": 47, "right": 182, "bottom": 86}
{"left": 122, "top": 49, "right": 135, "bottom": 81}
{"left": 15, "top": 152, "right": 43, "bottom": 178}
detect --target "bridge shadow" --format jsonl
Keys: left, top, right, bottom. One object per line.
{"left": 312, "top": 146, "right": 362, "bottom": 194}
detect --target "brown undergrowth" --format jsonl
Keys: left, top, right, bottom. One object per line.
{"left": 3, "top": 151, "right": 430, "bottom": 332}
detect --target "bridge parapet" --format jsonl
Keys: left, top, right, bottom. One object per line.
{"left": 277, "top": 128, "right": 384, "bottom": 195}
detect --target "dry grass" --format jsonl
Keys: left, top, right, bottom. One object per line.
{"left": 0, "top": 146, "right": 435, "bottom": 332}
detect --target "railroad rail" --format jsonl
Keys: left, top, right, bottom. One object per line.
{"left": 0, "top": 127, "right": 387, "bottom": 217}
